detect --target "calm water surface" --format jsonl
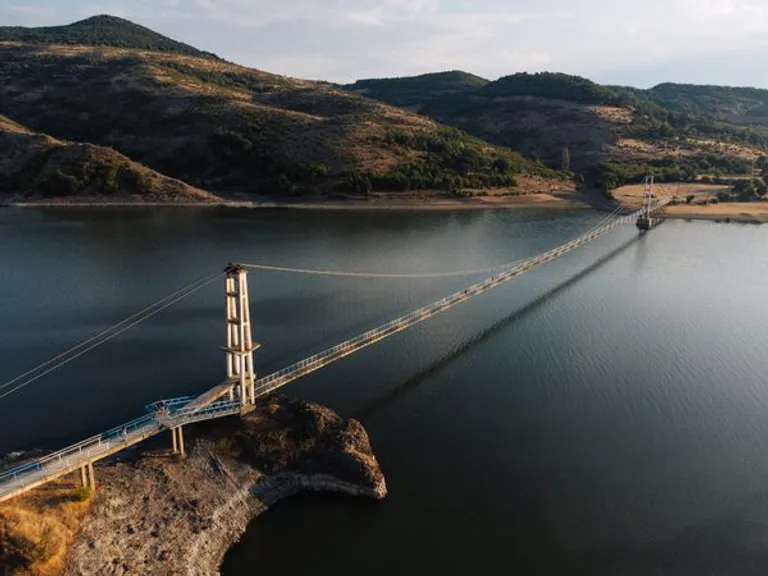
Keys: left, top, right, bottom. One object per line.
{"left": 2, "top": 207, "right": 768, "bottom": 575}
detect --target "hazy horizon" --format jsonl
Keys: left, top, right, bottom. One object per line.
{"left": 2, "top": 0, "right": 768, "bottom": 89}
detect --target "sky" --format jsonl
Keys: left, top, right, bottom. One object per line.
{"left": 2, "top": 0, "right": 768, "bottom": 88}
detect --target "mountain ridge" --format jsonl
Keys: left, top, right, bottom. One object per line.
{"left": 0, "top": 15, "right": 217, "bottom": 59}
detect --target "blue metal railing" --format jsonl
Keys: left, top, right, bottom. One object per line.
{"left": 0, "top": 413, "right": 158, "bottom": 482}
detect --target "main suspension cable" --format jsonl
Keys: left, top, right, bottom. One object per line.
{"left": 239, "top": 205, "right": 629, "bottom": 280}
{"left": 237, "top": 261, "right": 527, "bottom": 279}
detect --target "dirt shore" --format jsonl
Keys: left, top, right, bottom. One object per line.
{"left": 0, "top": 395, "right": 387, "bottom": 576}
{"left": 613, "top": 183, "right": 768, "bottom": 223}
{"left": 663, "top": 204, "right": 768, "bottom": 223}
{"left": 3, "top": 192, "right": 586, "bottom": 211}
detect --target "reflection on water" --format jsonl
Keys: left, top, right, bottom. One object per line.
{"left": 2, "top": 208, "right": 768, "bottom": 575}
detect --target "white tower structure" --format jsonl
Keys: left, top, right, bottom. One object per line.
{"left": 223, "top": 264, "right": 259, "bottom": 406}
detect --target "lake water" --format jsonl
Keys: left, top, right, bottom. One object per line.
{"left": 2, "top": 207, "right": 768, "bottom": 575}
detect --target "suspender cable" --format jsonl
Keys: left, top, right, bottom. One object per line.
{"left": 0, "top": 271, "right": 225, "bottom": 401}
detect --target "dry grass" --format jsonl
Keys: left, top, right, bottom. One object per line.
{"left": 0, "top": 477, "right": 93, "bottom": 576}
{"left": 687, "top": 138, "right": 764, "bottom": 161}
{"left": 0, "top": 116, "right": 31, "bottom": 134}
{"left": 611, "top": 136, "right": 765, "bottom": 166}
{"left": 664, "top": 202, "right": 768, "bottom": 221}
{"left": 613, "top": 182, "right": 729, "bottom": 207}
{"left": 615, "top": 138, "right": 693, "bottom": 158}
{"left": 589, "top": 106, "right": 633, "bottom": 124}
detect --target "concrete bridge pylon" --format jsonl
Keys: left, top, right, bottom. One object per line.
{"left": 223, "top": 264, "right": 259, "bottom": 407}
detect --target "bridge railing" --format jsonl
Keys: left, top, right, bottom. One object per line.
{"left": 0, "top": 413, "right": 158, "bottom": 482}
{"left": 161, "top": 399, "right": 242, "bottom": 427}
{"left": 144, "top": 395, "right": 197, "bottom": 414}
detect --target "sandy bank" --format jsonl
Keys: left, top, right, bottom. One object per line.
{"left": 662, "top": 204, "right": 768, "bottom": 223}
{"left": 2, "top": 188, "right": 587, "bottom": 211}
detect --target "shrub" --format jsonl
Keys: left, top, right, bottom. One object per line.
{"left": 73, "top": 485, "right": 92, "bottom": 502}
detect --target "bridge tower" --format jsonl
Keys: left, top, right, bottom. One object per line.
{"left": 223, "top": 264, "right": 259, "bottom": 406}
{"left": 636, "top": 174, "right": 656, "bottom": 231}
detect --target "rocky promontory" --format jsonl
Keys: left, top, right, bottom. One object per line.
{"left": 0, "top": 395, "right": 386, "bottom": 576}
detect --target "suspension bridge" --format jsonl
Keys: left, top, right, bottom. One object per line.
{"left": 0, "top": 192, "right": 667, "bottom": 504}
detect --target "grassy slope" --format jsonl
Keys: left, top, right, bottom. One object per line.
{"left": 344, "top": 71, "right": 768, "bottom": 183}
{"left": 0, "top": 30, "right": 563, "bottom": 198}
{"left": 0, "top": 478, "right": 92, "bottom": 576}
{"left": 0, "top": 115, "right": 217, "bottom": 202}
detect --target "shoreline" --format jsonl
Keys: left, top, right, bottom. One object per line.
{"left": 6, "top": 196, "right": 768, "bottom": 223}
{"left": 663, "top": 213, "right": 768, "bottom": 224}
{"left": 1, "top": 192, "right": 589, "bottom": 212}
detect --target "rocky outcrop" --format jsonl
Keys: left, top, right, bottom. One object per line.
{"left": 59, "top": 395, "right": 386, "bottom": 576}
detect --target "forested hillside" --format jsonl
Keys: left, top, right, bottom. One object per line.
{"left": 0, "top": 116, "right": 215, "bottom": 202}
{"left": 0, "top": 20, "right": 564, "bottom": 198}
{"left": 346, "top": 71, "right": 768, "bottom": 190}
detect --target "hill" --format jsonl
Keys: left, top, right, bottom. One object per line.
{"left": 344, "top": 71, "right": 489, "bottom": 109}
{"left": 0, "top": 15, "right": 216, "bottom": 58}
{"left": 646, "top": 83, "right": 768, "bottom": 126}
{"left": 0, "top": 28, "right": 564, "bottom": 198}
{"left": 344, "top": 71, "right": 768, "bottom": 190}
{"left": 0, "top": 115, "right": 217, "bottom": 203}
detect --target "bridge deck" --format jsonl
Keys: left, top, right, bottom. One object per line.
{"left": 0, "top": 398, "right": 243, "bottom": 503}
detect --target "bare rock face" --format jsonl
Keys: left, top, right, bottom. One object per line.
{"left": 62, "top": 395, "right": 386, "bottom": 576}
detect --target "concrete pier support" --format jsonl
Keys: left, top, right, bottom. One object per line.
{"left": 177, "top": 426, "right": 185, "bottom": 457}
{"left": 80, "top": 465, "right": 88, "bottom": 488}
{"left": 172, "top": 427, "right": 179, "bottom": 454}
{"left": 87, "top": 462, "right": 95, "bottom": 491}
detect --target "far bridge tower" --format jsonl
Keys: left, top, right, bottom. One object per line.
{"left": 636, "top": 174, "right": 657, "bottom": 231}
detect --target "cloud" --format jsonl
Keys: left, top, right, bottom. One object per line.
{"left": 4, "top": 4, "right": 60, "bottom": 25}
{"left": 1, "top": 0, "right": 768, "bottom": 86}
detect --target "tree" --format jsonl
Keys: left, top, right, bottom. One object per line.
{"left": 733, "top": 179, "right": 757, "bottom": 198}
{"left": 757, "top": 178, "right": 768, "bottom": 197}
{"left": 561, "top": 147, "right": 571, "bottom": 172}
{"left": 601, "top": 172, "right": 618, "bottom": 196}
{"left": 345, "top": 171, "right": 372, "bottom": 195}
{"left": 491, "top": 156, "right": 511, "bottom": 174}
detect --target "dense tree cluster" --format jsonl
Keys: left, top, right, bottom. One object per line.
{"left": 344, "top": 71, "right": 489, "bottom": 108}
{"left": 332, "top": 129, "right": 558, "bottom": 195}
{"left": 592, "top": 154, "right": 757, "bottom": 194}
